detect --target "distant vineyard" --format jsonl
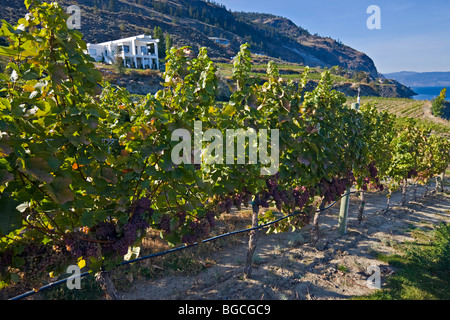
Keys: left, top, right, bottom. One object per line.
{"left": 347, "top": 96, "right": 450, "bottom": 135}
{"left": 347, "top": 97, "right": 425, "bottom": 117}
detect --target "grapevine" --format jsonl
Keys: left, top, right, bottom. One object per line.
{"left": 0, "top": 0, "right": 448, "bottom": 298}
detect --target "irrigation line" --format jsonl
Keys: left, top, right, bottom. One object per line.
{"left": 8, "top": 271, "right": 91, "bottom": 301}
{"left": 9, "top": 191, "right": 356, "bottom": 301}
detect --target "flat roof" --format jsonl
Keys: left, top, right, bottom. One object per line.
{"left": 89, "top": 34, "right": 159, "bottom": 46}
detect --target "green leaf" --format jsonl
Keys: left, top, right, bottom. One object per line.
{"left": 44, "top": 177, "right": 74, "bottom": 204}
{"left": 100, "top": 167, "right": 118, "bottom": 185}
{"left": 0, "top": 45, "right": 18, "bottom": 57}
{"left": 19, "top": 157, "right": 54, "bottom": 183}
{"left": 222, "top": 104, "right": 236, "bottom": 117}
{"left": 0, "top": 196, "right": 22, "bottom": 236}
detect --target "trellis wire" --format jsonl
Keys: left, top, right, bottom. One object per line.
{"left": 8, "top": 191, "right": 356, "bottom": 300}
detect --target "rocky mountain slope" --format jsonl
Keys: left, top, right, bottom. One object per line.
{"left": 1, "top": 0, "right": 379, "bottom": 77}
{"left": 1, "top": 0, "right": 418, "bottom": 98}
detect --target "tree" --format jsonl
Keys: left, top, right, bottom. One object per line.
{"left": 108, "top": 0, "right": 116, "bottom": 11}
{"left": 431, "top": 87, "right": 447, "bottom": 117}
{"left": 153, "top": 26, "right": 165, "bottom": 58}
{"left": 113, "top": 55, "right": 125, "bottom": 73}
{"left": 165, "top": 33, "right": 173, "bottom": 55}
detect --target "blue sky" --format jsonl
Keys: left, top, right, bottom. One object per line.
{"left": 217, "top": 0, "right": 450, "bottom": 74}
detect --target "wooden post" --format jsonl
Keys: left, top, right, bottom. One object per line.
{"left": 95, "top": 270, "right": 120, "bottom": 300}
{"left": 357, "top": 190, "right": 365, "bottom": 224}
{"left": 337, "top": 95, "right": 359, "bottom": 235}
{"left": 311, "top": 199, "right": 326, "bottom": 244}
{"left": 338, "top": 187, "right": 350, "bottom": 235}
{"left": 386, "top": 189, "right": 392, "bottom": 211}
{"left": 401, "top": 178, "right": 407, "bottom": 206}
{"left": 244, "top": 194, "right": 260, "bottom": 279}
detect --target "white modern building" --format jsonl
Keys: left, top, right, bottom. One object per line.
{"left": 87, "top": 34, "right": 159, "bottom": 69}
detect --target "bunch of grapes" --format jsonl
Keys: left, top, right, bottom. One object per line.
{"left": 96, "top": 199, "right": 152, "bottom": 256}
{"left": 241, "top": 190, "right": 252, "bottom": 208}
{"left": 158, "top": 214, "right": 171, "bottom": 234}
{"left": 407, "top": 168, "right": 418, "bottom": 179}
{"left": 133, "top": 197, "right": 154, "bottom": 219}
{"left": 181, "top": 220, "right": 211, "bottom": 245}
{"left": 217, "top": 196, "right": 234, "bottom": 213}
{"left": 64, "top": 232, "right": 101, "bottom": 258}
{"left": 206, "top": 211, "right": 216, "bottom": 228}
{"left": 320, "top": 176, "right": 352, "bottom": 204}
{"left": 232, "top": 193, "right": 243, "bottom": 210}
{"left": 7, "top": 241, "right": 72, "bottom": 286}
{"left": 111, "top": 214, "right": 149, "bottom": 256}
{"left": 292, "top": 186, "right": 311, "bottom": 210}
{"left": 361, "top": 162, "right": 384, "bottom": 191}
{"left": 93, "top": 222, "right": 117, "bottom": 242}
{"left": 262, "top": 174, "right": 288, "bottom": 210}
{"left": 259, "top": 191, "right": 271, "bottom": 208}
{"left": 177, "top": 211, "right": 187, "bottom": 226}
{"left": 291, "top": 211, "right": 312, "bottom": 228}
{"left": 214, "top": 190, "right": 252, "bottom": 215}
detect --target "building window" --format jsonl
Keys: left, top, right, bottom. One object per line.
{"left": 123, "top": 45, "right": 130, "bottom": 53}
{"left": 89, "top": 48, "right": 97, "bottom": 56}
{"left": 148, "top": 43, "right": 155, "bottom": 55}
{"left": 141, "top": 46, "right": 148, "bottom": 54}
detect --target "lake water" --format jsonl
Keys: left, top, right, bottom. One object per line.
{"left": 411, "top": 87, "right": 449, "bottom": 101}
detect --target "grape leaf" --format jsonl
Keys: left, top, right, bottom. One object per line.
{"left": 0, "top": 196, "right": 22, "bottom": 236}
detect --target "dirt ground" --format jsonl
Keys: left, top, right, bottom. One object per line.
{"left": 120, "top": 182, "right": 450, "bottom": 300}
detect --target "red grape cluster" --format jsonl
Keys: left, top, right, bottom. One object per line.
{"left": 64, "top": 232, "right": 101, "bottom": 258}
{"left": 292, "top": 186, "right": 311, "bottom": 209}
{"left": 110, "top": 201, "right": 151, "bottom": 256}
{"left": 158, "top": 214, "right": 172, "bottom": 234}
{"left": 319, "top": 171, "right": 355, "bottom": 204}
{"left": 362, "top": 162, "right": 384, "bottom": 191}
{"left": 177, "top": 211, "right": 187, "bottom": 226}
{"left": 260, "top": 174, "right": 287, "bottom": 210}
{"left": 133, "top": 197, "right": 155, "bottom": 219}
{"left": 11, "top": 242, "right": 71, "bottom": 286}
{"left": 206, "top": 210, "right": 216, "bottom": 228}
{"left": 90, "top": 197, "right": 152, "bottom": 257}
{"left": 93, "top": 222, "right": 116, "bottom": 242}
{"left": 181, "top": 220, "right": 211, "bottom": 245}
{"left": 216, "top": 190, "right": 252, "bottom": 213}
{"left": 291, "top": 211, "right": 312, "bottom": 228}
{"left": 407, "top": 168, "right": 418, "bottom": 179}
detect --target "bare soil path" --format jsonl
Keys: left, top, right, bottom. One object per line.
{"left": 121, "top": 182, "right": 450, "bottom": 300}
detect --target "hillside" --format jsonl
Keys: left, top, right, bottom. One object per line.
{"left": 384, "top": 71, "right": 450, "bottom": 87}
{"left": 94, "top": 55, "right": 416, "bottom": 100}
{"left": 1, "top": 0, "right": 380, "bottom": 77}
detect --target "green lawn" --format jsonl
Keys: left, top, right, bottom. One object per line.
{"left": 357, "top": 223, "right": 450, "bottom": 300}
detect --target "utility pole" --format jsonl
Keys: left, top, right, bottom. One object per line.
{"left": 338, "top": 87, "right": 360, "bottom": 235}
